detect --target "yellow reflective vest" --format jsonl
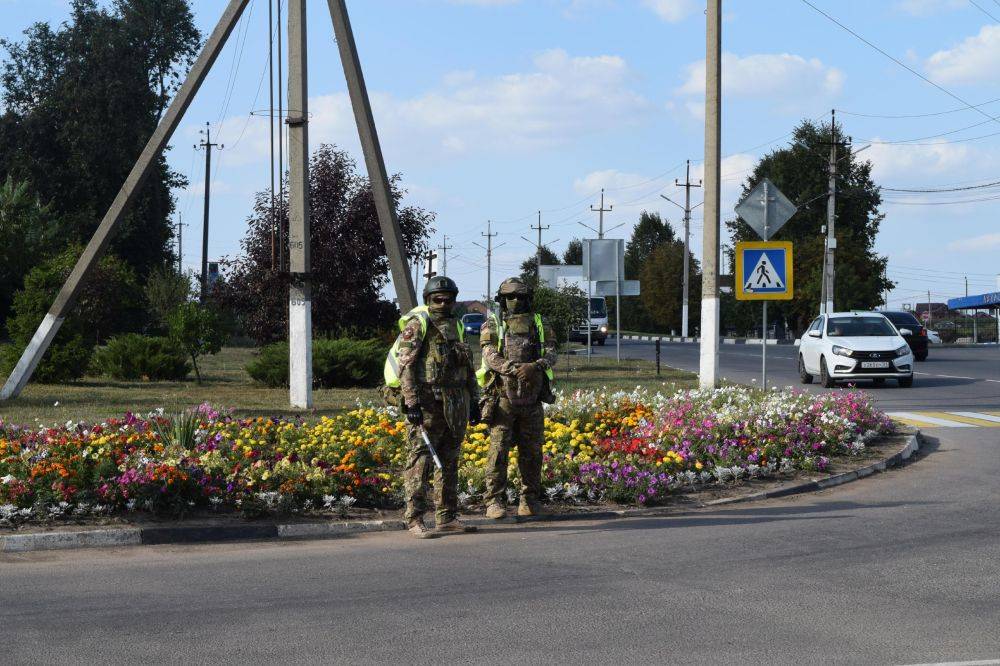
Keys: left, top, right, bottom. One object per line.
{"left": 475, "top": 312, "right": 554, "bottom": 388}
{"left": 383, "top": 306, "right": 465, "bottom": 388}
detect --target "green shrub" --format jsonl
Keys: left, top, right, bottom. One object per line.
{"left": 167, "top": 302, "right": 228, "bottom": 384}
{"left": 1, "top": 336, "right": 93, "bottom": 384}
{"left": 246, "top": 338, "right": 388, "bottom": 388}
{"left": 92, "top": 334, "right": 190, "bottom": 381}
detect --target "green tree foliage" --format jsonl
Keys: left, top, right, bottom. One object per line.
{"left": 620, "top": 212, "right": 684, "bottom": 332}
{"left": 0, "top": 176, "right": 58, "bottom": 335}
{"left": 726, "top": 119, "right": 892, "bottom": 335}
{"left": 0, "top": 0, "right": 200, "bottom": 280}
{"left": 167, "top": 302, "right": 228, "bottom": 384}
{"left": 563, "top": 239, "right": 583, "bottom": 265}
{"left": 218, "top": 145, "right": 434, "bottom": 344}
{"left": 519, "top": 246, "right": 561, "bottom": 285}
{"left": 144, "top": 267, "right": 193, "bottom": 333}
{"left": 2, "top": 247, "right": 142, "bottom": 381}
{"left": 532, "top": 284, "right": 587, "bottom": 345}
{"left": 639, "top": 241, "right": 702, "bottom": 334}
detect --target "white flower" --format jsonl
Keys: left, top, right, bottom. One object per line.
{"left": 1, "top": 475, "right": 15, "bottom": 485}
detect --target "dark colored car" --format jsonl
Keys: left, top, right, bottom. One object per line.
{"left": 880, "top": 311, "right": 928, "bottom": 361}
{"left": 462, "top": 312, "right": 485, "bottom": 336}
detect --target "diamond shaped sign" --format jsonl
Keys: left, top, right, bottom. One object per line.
{"left": 734, "top": 178, "right": 797, "bottom": 241}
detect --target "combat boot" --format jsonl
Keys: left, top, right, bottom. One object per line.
{"left": 436, "top": 517, "right": 478, "bottom": 533}
{"left": 407, "top": 518, "right": 438, "bottom": 539}
{"left": 485, "top": 502, "right": 507, "bottom": 520}
{"left": 517, "top": 498, "right": 544, "bottom": 517}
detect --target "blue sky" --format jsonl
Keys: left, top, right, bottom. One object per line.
{"left": 3, "top": 0, "right": 999, "bottom": 309}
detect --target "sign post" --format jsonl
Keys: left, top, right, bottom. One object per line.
{"left": 735, "top": 177, "right": 797, "bottom": 388}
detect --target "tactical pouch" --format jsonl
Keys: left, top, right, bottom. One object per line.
{"left": 380, "top": 384, "right": 403, "bottom": 408}
{"left": 539, "top": 375, "right": 556, "bottom": 405}
{"left": 480, "top": 393, "right": 500, "bottom": 424}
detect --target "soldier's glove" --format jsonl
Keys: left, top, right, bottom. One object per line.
{"left": 405, "top": 404, "right": 423, "bottom": 425}
{"left": 469, "top": 401, "right": 482, "bottom": 426}
{"left": 515, "top": 362, "right": 540, "bottom": 382}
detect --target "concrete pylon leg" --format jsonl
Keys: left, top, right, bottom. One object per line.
{"left": 326, "top": 0, "right": 416, "bottom": 313}
{"left": 287, "top": 0, "right": 313, "bottom": 409}
{"left": 0, "top": 0, "right": 251, "bottom": 401}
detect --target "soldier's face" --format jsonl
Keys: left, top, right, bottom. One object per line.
{"left": 429, "top": 293, "right": 456, "bottom": 317}
{"left": 505, "top": 294, "right": 529, "bottom": 314}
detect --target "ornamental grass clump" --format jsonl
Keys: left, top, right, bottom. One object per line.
{"left": 0, "top": 387, "right": 893, "bottom": 524}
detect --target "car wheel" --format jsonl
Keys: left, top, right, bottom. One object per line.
{"left": 898, "top": 375, "right": 914, "bottom": 388}
{"left": 798, "top": 355, "right": 813, "bottom": 384}
{"left": 915, "top": 352, "right": 927, "bottom": 362}
{"left": 597, "top": 339, "right": 606, "bottom": 346}
{"left": 820, "top": 357, "right": 836, "bottom": 388}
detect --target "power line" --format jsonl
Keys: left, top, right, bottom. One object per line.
{"left": 798, "top": 0, "right": 1000, "bottom": 128}
{"left": 969, "top": 0, "right": 1000, "bottom": 22}
{"left": 836, "top": 97, "right": 1000, "bottom": 120}
{"left": 882, "top": 179, "right": 1000, "bottom": 193}
{"left": 883, "top": 192, "right": 1000, "bottom": 205}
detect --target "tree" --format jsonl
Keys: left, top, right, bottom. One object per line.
{"left": 533, "top": 284, "right": 587, "bottom": 345}
{"left": 144, "top": 267, "right": 193, "bottom": 333}
{"left": 620, "top": 212, "right": 678, "bottom": 332}
{"left": 726, "top": 118, "right": 892, "bottom": 335}
{"left": 0, "top": 0, "right": 200, "bottom": 280}
{"left": 167, "top": 302, "right": 227, "bottom": 384}
{"left": 519, "top": 246, "right": 561, "bottom": 285}
{"left": 0, "top": 176, "right": 59, "bottom": 335}
{"left": 218, "top": 145, "right": 434, "bottom": 343}
{"left": 639, "top": 242, "right": 702, "bottom": 333}
{"left": 563, "top": 239, "right": 583, "bottom": 265}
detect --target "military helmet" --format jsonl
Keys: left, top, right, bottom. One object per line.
{"left": 422, "top": 275, "right": 459, "bottom": 301}
{"left": 496, "top": 277, "right": 532, "bottom": 300}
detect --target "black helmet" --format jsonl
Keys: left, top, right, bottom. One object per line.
{"left": 422, "top": 275, "right": 459, "bottom": 302}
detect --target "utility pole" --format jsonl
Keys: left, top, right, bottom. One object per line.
{"left": 821, "top": 109, "right": 851, "bottom": 315}
{"left": 675, "top": 160, "right": 701, "bottom": 339}
{"left": 529, "top": 211, "right": 554, "bottom": 280}
{"left": 195, "top": 123, "right": 222, "bottom": 301}
{"left": 287, "top": 0, "right": 312, "bottom": 409}
{"left": 436, "top": 236, "right": 453, "bottom": 277}
{"left": 277, "top": 0, "right": 284, "bottom": 271}
{"left": 175, "top": 216, "right": 188, "bottom": 274}
{"left": 473, "top": 220, "right": 503, "bottom": 311}
{"left": 422, "top": 250, "right": 438, "bottom": 280}
{"left": 268, "top": 0, "right": 276, "bottom": 271}
{"left": 927, "top": 290, "right": 933, "bottom": 329}
{"left": 967, "top": 276, "right": 978, "bottom": 343}
{"left": 699, "top": 0, "right": 722, "bottom": 389}
{"left": 590, "top": 189, "right": 613, "bottom": 239}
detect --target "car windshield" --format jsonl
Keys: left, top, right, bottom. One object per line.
{"left": 826, "top": 317, "right": 896, "bottom": 337}
{"left": 884, "top": 312, "right": 920, "bottom": 327}
{"left": 589, "top": 298, "right": 607, "bottom": 317}
{"left": 464, "top": 314, "right": 484, "bottom": 323}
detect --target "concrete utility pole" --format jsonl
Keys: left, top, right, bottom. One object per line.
{"left": 0, "top": 0, "right": 251, "bottom": 402}
{"left": 327, "top": 0, "right": 417, "bottom": 312}
{"left": 175, "top": 216, "right": 188, "bottom": 274}
{"left": 437, "top": 236, "right": 452, "bottom": 277}
{"left": 523, "top": 211, "right": 555, "bottom": 281}
{"left": 824, "top": 109, "right": 839, "bottom": 315}
{"left": 927, "top": 290, "right": 933, "bottom": 329}
{"left": 473, "top": 220, "right": 503, "bottom": 310}
{"left": 699, "top": 0, "right": 722, "bottom": 389}
{"left": 287, "top": 0, "right": 312, "bottom": 409}
{"left": 196, "top": 123, "right": 222, "bottom": 301}
{"left": 676, "top": 161, "right": 702, "bottom": 339}
{"left": 590, "top": 189, "right": 613, "bottom": 239}
{"left": 268, "top": 0, "right": 276, "bottom": 270}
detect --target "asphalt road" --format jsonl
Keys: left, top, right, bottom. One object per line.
{"left": 590, "top": 339, "right": 1000, "bottom": 412}
{"left": 3, "top": 427, "right": 999, "bottom": 664}
{"left": 4, "top": 342, "right": 1000, "bottom": 664}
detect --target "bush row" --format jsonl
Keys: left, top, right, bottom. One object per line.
{"left": 245, "top": 338, "right": 387, "bottom": 388}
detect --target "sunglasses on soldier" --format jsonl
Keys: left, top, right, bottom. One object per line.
{"left": 431, "top": 294, "right": 455, "bottom": 305}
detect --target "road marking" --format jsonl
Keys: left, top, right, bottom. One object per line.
{"left": 901, "top": 660, "right": 1000, "bottom": 666}
{"left": 886, "top": 412, "right": 976, "bottom": 428}
{"left": 919, "top": 411, "right": 1000, "bottom": 427}
{"left": 946, "top": 411, "right": 1000, "bottom": 424}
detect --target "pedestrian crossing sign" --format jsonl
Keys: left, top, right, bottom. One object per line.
{"left": 735, "top": 241, "right": 793, "bottom": 301}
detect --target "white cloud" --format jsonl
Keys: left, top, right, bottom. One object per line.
{"left": 947, "top": 232, "right": 1000, "bottom": 252}
{"left": 677, "top": 52, "right": 844, "bottom": 99}
{"left": 894, "top": 0, "right": 964, "bottom": 16}
{"left": 926, "top": 24, "right": 1000, "bottom": 86}
{"left": 866, "top": 140, "right": 974, "bottom": 180}
{"left": 205, "top": 49, "right": 649, "bottom": 166}
{"left": 641, "top": 0, "right": 700, "bottom": 23}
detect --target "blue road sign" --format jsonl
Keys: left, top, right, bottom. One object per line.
{"left": 735, "top": 241, "right": 793, "bottom": 301}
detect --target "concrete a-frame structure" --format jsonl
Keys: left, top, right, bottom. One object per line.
{"left": 0, "top": 0, "right": 417, "bottom": 409}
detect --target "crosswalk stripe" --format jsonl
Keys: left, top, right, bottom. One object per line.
{"left": 923, "top": 411, "right": 1000, "bottom": 427}
{"left": 946, "top": 411, "right": 1000, "bottom": 424}
{"left": 887, "top": 412, "right": 976, "bottom": 428}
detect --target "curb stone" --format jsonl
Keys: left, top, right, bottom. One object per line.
{"left": 0, "top": 434, "right": 921, "bottom": 554}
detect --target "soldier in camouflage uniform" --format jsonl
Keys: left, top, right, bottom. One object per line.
{"left": 479, "top": 277, "right": 557, "bottom": 519}
{"left": 397, "top": 276, "right": 481, "bottom": 538}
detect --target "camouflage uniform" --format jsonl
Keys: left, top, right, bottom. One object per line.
{"left": 397, "top": 314, "right": 478, "bottom": 525}
{"left": 480, "top": 312, "right": 557, "bottom": 508}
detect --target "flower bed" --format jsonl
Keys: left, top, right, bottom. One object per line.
{"left": 0, "top": 387, "right": 893, "bottom": 525}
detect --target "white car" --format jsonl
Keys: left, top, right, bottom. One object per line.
{"left": 798, "top": 312, "right": 915, "bottom": 388}
{"left": 926, "top": 329, "right": 942, "bottom": 344}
